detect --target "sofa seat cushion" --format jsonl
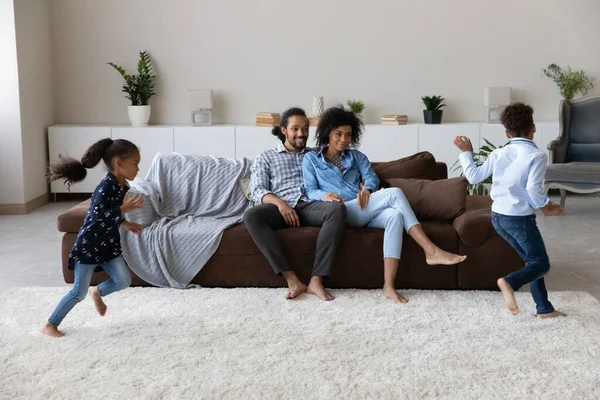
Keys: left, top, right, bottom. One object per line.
{"left": 385, "top": 177, "right": 467, "bottom": 221}
{"left": 453, "top": 196, "right": 496, "bottom": 247}
{"left": 545, "top": 162, "right": 600, "bottom": 185}
{"left": 57, "top": 200, "right": 90, "bottom": 233}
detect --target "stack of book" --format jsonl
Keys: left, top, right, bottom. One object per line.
{"left": 256, "top": 112, "right": 281, "bottom": 126}
{"left": 381, "top": 114, "right": 408, "bottom": 125}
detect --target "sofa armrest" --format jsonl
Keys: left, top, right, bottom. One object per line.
{"left": 452, "top": 196, "right": 496, "bottom": 247}
{"left": 57, "top": 199, "right": 90, "bottom": 233}
{"left": 436, "top": 162, "right": 448, "bottom": 180}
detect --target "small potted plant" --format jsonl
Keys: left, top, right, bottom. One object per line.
{"left": 108, "top": 51, "right": 156, "bottom": 126}
{"left": 542, "top": 63, "right": 595, "bottom": 100}
{"left": 452, "top": 138, "right": 508, "bottom": 195}
{"left": 347, "top": 99, "right": 366, "bottom": 120}
{"left": 422, "top": 95, "right": 445, "bottom": 124}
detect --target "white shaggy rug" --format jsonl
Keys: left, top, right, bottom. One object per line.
{"left": 1, "top": 287, "right": 600, "bottom": 399}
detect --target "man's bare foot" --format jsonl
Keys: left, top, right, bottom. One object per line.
{"left": 497, "top": 278, "right": 519, "bottom": 315}
{"left": 382, "top": 286, "right": 408, "bottom": 303}
{"left": 285, "top": 281, "right": 307, "bottom": 300}
{"left": 307, "top": 277, "right": 334, "bottom": 301}
{"left": 425, "top": 247, "right": 467, "bottom": 265}
{"left": 537, "top": 310, "right": 567, "bottom": 319}
{"left": 89, "top": 287, "right": 107, "bottom": 316}
{"left": 42, "top": 322, "right": 64, "bottom": 338}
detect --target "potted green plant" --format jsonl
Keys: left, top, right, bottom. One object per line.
{"left": 347, "top": 99, "right": 366, "bottom": 120}
{"left": 542, "top": 63, "right": 595, "bottom": 100}
{"left": 422, "top": 95, "right": 445, "bottom": 124}
{"left": 108, "top": 51, "right": 156, "bottom": 126}
{"left": 452, "top": 138, "right": 509, "bottom": 195}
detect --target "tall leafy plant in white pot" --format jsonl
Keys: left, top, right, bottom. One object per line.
{"left": 108, "top": 51, "right": 156, "bottom": 126}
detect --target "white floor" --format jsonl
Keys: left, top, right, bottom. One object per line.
{"left": 1, "top": 195, "right": 599, "bottom": 299}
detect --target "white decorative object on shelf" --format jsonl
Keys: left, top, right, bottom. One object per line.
{"left": 127, "top": 105, "right": 151, "bottom": 127}
{"left": 484, "top": 87, "right": 512, "bottom": 123}
{"left": 189, "top": 89, "right": 213, "bottom": 125}
{"left": 312, "top": 96, "right": 324, "bottom": 117}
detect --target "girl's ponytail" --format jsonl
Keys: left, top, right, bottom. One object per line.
{"left": 48, "top": 138, "right": 113, "bottom": 186}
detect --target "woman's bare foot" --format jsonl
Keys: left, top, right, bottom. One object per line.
{"left": 89, "top": 287, "right": 107, "bottom": 316}
{"left": 42, "top": 322, "right": 64, "bottom": 338}
{"left": 425, "top": 248, "right": 467, "bottom": 265}
{"left": 537, "top": 310, "right": 567, "bottom": 319}
{"left": 497, "top": 278, "right": 519, "bottom": 315}
{"left": 382, "top": 286, "right": 409, "bottom": 303}
{"left": 307, "top": 277, "right": 334, "bottom": 301}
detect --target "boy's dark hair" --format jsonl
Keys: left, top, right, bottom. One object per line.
{"left": 315, "top": 106, "right": 363, "bottom": 147}
{"left": 271, "top": 107, "right": 308, "bottom": 143}
{"left": 500, "top": 102, "right": 534, "bottom": 138}
{"left": 48, "top": 138, "right": 139, "bottom": 186}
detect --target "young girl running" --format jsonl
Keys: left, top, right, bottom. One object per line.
{"left": 43, "top": 138, "right": 144, "bottom": 337}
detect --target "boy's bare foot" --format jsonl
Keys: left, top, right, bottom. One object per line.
{"left": 89, "top": 287, "right": 107, "bottom": 316}
{"left": 285, "top": 281, "right": 307, "bottom": 300}
{"left": 307, "top": 277, "right": 334, "bottom": 301}
{"left": 425, "top": 247, "right": 467, "bottom": 265}
{"left": 537, "top": 310, "right": 567, "bottom": 319}
{"left": 497, "top": 278, "right": 519, "bottom": 315}
{"left": 42, "top": 322, "right": 64, "bottom": 338}
{"left": 382, "top": 286, "right": 409, "bottom": 303}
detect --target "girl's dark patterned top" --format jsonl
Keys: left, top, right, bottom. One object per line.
{"left": 68, "top": 172, "right": 129, "bottom": 271}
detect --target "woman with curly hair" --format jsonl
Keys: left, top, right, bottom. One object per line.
{"left": 302, "top": 106, "right": 466, "bottom": 303}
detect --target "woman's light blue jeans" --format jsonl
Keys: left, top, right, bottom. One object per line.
{"left": 48, "top": 256, "right": 132, "bottom": 327}
{"left": 345, "top": 188, "right": 419, "bottom": 259}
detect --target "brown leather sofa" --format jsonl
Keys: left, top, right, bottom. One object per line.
{"left": 57, "top": 153, "right": 522, "bottom": 290}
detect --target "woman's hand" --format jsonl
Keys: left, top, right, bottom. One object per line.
{"left": 122, "top": 220, "right": 143, "bottom": 234}
{"left": 357, "top": 189, "right": 371, "bottom": 209}
{"left": 324, "top": 193, "right": 344, "bottom": 202}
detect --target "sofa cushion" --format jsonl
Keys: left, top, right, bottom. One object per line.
{"left": 385, "top": 177, "right": 468, "bottom": 221}
{"left": 372, "top": 152, "right": 440, "bottom": 185}
{"left": 544, "top": 162, "right": 600, "bottom": 184}
{"left": 453, "top": 196, "right": 497, "bottom": 247}
{"left": 57, "top": 200, "right": 90, "bottom": 232}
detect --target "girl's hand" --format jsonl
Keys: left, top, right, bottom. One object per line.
{"left": 122, "top": 220, "right": 143, "bottom": 234}
{"left": 121, "top": 193, "right": 144, "bottom": 214}
{"left": 324, "top": 193, "right": 344, "bottom": 202}
{"left": 454, "top": 136, "right": 473, "bottom": 152}
{"left": 357, "top": 189, "right": 371, "bottom": 209}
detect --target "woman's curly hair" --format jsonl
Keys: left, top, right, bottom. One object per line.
{"left": 315, "top": 106, "right": 364, "bottom": 148}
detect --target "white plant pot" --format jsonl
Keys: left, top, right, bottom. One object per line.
{"left": 128, "top": 105, "right": 151, "bottom": 126}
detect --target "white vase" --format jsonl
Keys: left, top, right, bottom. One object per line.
{"left": 128, "top": 105, "right": 151, "bottom": 126}
{"left": 312, "top": 96, "right": 324, "bottom": 117}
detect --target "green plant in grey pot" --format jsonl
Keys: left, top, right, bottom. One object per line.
{"left": 422, "top": 95, "right": 445, "bottom": 124}
{"left": 108, "top": 51, "right": 156, "bottom": 126}
{"left": 542, "top": 63, "right": 595, "bottom": 100}
{"left": 347, "top": 99, "right": 366, "bottom": 120}
{"left": 452, "top": 138, "right": 509, "bottom": 195}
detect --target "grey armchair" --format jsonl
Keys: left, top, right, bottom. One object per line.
{"left": 544, "top": 96, "right": 600, "bottom": 207}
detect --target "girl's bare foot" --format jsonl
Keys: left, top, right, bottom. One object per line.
{"left": 89, "top": 287, "right": 107, "bottom": 316}
{"left": 307, "top": 277, "right": 334, "bottom": 301}
{"left": 425, "top": 248, "right": 467, "bottom": 265}
{"left": 497, "top": 278, "right": 519, "bottom": 315}
{"left": 42, "top": 322, "right": 64, "bottom": 338}
{"left": 537, "top": 310, "right": 567, "bottom": 319}
{"left": 382, "top": 286, "right": 409, "bottom": 303}
{"left": 285, "top": 281, "right": 307, "bottom": 300}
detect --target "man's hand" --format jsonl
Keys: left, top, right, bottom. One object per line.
{"left": 121, "top": 193, "right": 144, "bottom": 214}
{"left": 276, "top": 201, "right": 301, "bottom": 227}
{"left": 122, "top": 220, "right": 143, "bottom": 234}
{"left": 324, "top": 193, "right": 344, "bottom": 202}
{"left": 541, "top": 201, "right": 563, "bottom": 216}
{"left": 356, "top": 189, "right": 371, "bottom": 209}
{"left": 454, "top": 136, "right": 473, "bottom": 152}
